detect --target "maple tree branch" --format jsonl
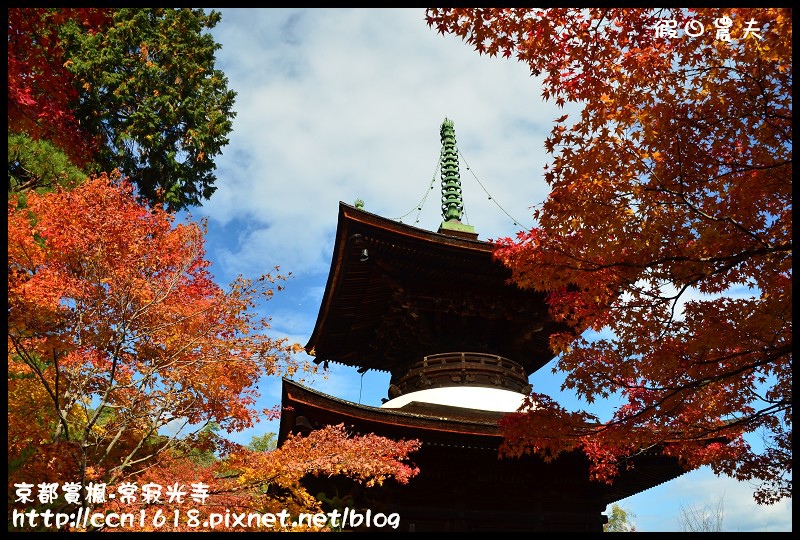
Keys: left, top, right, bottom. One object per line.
{"left": 8, "top": 335, "right": 73, "bottom": 442}
{"left": 577, "top": 342, "right": 790, "bottom": 443}
{"left": 82, "top": 343, "right": 121, "bottom": 441}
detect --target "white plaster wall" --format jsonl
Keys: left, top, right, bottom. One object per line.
{"left": 380, "top": 386, "right": 531, "bottom": 412}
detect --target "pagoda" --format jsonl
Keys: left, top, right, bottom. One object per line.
{"left": 277, "top": 119, "right": 688, "bottom": 532}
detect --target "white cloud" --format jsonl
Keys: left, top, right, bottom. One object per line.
{"left": 623, "top": 467, "right": 792, "bottom": 532}
{"left": 199, "top": 8, "right": 554, "bottom": 282}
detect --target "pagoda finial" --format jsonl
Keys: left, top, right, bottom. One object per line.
{"left": 438, "top": 119, "right": 477, "bottom": 239}
{"left": 440, "top": 118, "right": 463, "bottom": 222}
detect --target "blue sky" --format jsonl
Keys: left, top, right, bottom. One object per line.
{"left": 182, "top": 8, "right": 791, "bottom": 532}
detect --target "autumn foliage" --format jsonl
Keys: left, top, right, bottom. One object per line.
{"left": 7, "top": 8, "right": 111, "bottom": 169}
{"left": 7, "top": 8, "right": 237, "bottom": 211}
{"left": 427, "top": 8, "right": 791, "bottom": 504}
{"left": 8, "top": 177, "right": 419, "bottom": 531}
{"left": 94, "top": 425, "right": 420, "bottom": 532}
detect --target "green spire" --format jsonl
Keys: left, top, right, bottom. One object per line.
{"left": 438, "top": 118, "right": 477, "bottom": 239}
{"left": 440, "top": 118, "right": 463, "bottom": 222}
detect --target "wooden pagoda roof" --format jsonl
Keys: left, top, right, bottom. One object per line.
{"left": 278, "top": 378, "right": 691, "bottom": 505}
{"left": 305, "top": 202, "right": 566, "bottom": 376}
